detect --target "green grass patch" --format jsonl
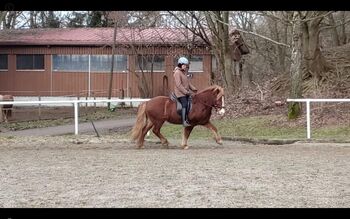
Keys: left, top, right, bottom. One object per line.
{"left": 145, "top": 115, "right": 350, "bottom": 141}
{"left": 2, "top": 109, "right": 350, "bottom": 141}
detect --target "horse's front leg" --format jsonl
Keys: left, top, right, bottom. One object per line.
{"left": 202, "top": 122, "right": 222, "bottom": 145}
{"left": 181, "top": 126, "right": 194, "bottom": 149}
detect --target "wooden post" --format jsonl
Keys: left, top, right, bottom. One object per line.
{"left": 0, "top": 105, "right": 3, "bottom": 123}
{"left": 121, "top": 88, "right": 125, "bottom": 108}
{"left": 129, "top": 87, "right": 133, "bottom": 108}
{"left": 85, "top": 95, "right": 88, "bottom": 116}
{"left": 38, "top": 96, "right": 41, "bottom": 120}
{"left": 86, "top": 91, "right": 88, "bottom": 108}
{"left": 94, "top": 95, "right": 96, "bottom": 113}
{"left": 77, "top": 94, "right": 80, "bottom": 119}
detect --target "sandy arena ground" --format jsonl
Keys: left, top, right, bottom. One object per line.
{"left": 0, "top": 135, "right": 349, "bottom": 208}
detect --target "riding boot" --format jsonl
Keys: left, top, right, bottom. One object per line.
{"left": 181, "top": 108, "right": 191, "bottom": 127}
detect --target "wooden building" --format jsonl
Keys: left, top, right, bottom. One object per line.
{"left": 0, "top": 28, "right": 213, "bottom": 98}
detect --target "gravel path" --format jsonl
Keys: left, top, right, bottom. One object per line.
{"left": 0, "top": 118, "right": 135, "bottom": 136}
{"left": 0, "top": 135, "right": 349, "bottom": 208}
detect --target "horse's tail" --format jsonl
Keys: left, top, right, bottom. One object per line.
{"left": 131, "top": 102, "right": 148, "bottom": 142}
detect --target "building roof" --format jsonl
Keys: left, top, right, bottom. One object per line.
{"left": 0, "top": 27, "right": 206, "bottom": 46}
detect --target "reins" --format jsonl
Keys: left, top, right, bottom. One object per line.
{"left": 192, "top": 95, "right": 224, "bottom": 111}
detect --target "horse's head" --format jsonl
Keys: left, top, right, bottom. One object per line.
{"left": 194, "top": 85, "right": 225, "bottom": 115}
{"left": 212, "top": 86, "right": 225, "bottom": 115}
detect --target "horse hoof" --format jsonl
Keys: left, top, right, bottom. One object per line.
{"left": 183, "top": 146, "right": 189, "bottom": 150}
{"left": 217, "top": 140, "right": 223, "bottom": 145}
{"left": 137, "top": 146, "right": 145, "bottom": 149}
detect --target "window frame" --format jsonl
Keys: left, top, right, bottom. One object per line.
{"left": 90, "top": 55, "right": 128, "bottom": 73}
{"left": 16, "top": 54, "right": 45, "bottom": 71}
{"left": 0, "top": 54, "right": 8, "bottom": 71}
{"left": 136, "top": 54, "right": 165, "bottom": 72}
{"left": 52, "top": 54, "right": 129, "bottom": 73}
{"left": 52, "top": 54, "right": 89, "bottom": 72}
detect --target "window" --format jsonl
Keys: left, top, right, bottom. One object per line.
{"left": 0, "top": 54, "right": 8, "bottom": 70}
{"left": 90, "top": 55, "right": 127, "bottom": 72}
{"left": 174, "top": 55, "right": 203, "bottom": 72}
{"left": 52, "top": 55, "right": 88, "bottom": 72}
{"left": 16, "top": 54, "right": 44, "bottom": 70}
{"left": 136, "top": 55, "right": 165, "bottom": 71}
{"left": 189, "top": 55, "right": 203, "bottom": 72}
{"left": 52, "top": 55, "right": 128, "bottom": 72}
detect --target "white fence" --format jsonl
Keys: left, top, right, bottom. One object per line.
{"left": 286, "top": 99, "right": 350, "bottom": 139}
{"left": 0, "top": 98, "right": 150, "bottom": 135}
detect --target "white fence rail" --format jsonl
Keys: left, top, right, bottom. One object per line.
{"left": 0, "top": 98, "right": 150, "bottom": 135}
{"left": 286, "top": 99, "right": 350, "bottom": 139}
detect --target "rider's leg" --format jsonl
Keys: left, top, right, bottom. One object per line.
{"left": 178, "top": 96, "right": 191, "bottom": 127}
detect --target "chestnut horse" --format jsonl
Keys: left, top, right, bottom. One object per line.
{"left": 0, "top": 94, "right": 14, "bottom": 123}
{"left": 131, "top": 85, "right": 225, "bottom": 149}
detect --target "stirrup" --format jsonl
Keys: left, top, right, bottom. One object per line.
{"left": 183, "top": 120, "right": 191, "bottom": 127}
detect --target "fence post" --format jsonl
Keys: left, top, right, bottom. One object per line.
{"left": 306, "top": 100, "right": 311, "bottom": 139}
{"left": 38, "top": 96, "right": 41, "bottom": 120}
{"left": 74, "top": 100, "right": 79, "bottom": 135}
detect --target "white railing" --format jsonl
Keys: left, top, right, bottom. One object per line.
{"left": 286, "top": 99, "right": 350, "bottom": 139}
{"left": 0, "top": 98, "right": 150, "bottom": 135}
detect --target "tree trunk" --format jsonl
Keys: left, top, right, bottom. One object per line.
{"left": 40, "top": 11, "right": 46, "bottom": 28}
{"left": 29, "top": 11, "right": 35, "bottom": 28}
{"left": 138, "top": 68, "right": 151, "bottom": 98}
{"left": 339, "top": 11, "right": 347, "bottom": 45}
{"left": 241, "top": 57, "right": 253, "bottom": 88}
{"left": 266, "top": 13, "right": 289, "bottom": 74}
{"left": 278, "top": 20, "right": 289, "bottom": 74}
{"left": 327, "top": 13, "right": 340, "bottom": 47}
{"left": 219, "top": 12, "right": 235, "bottom": 93}
{"left": 135, "top": 53, "right": 151, "bottom": 98}
{"left": 204, "top": 11, "right": 235, "bottom": 93}
{"left": 301, "top": 15, "right": 330, "bottom": 81}
{"left": 223, "top": 51, "right": 234, "bottom": 93}
{"left": 107, "top": 20, "right": 117, "bottom": 108}
{"left": 288, "top": 14, "right": 303, "bottom": 119}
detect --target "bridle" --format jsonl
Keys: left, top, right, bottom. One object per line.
{"left": 194, "top": 94, "right": 225, "bottom": 112}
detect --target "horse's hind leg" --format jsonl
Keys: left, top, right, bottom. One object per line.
{"left": 202, "top": 122, "right": 222, "bottom": 145}
{"left": 181, "top": 126, "right": 194, "bottom": 149}
{"left": 137, "top": 120, "right": 153, "bottom": 149}
{"left": 151, "top": 121, "right": 169, "bottom": 148}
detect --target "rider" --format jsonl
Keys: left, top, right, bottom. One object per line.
{"left": 173, "top": 57, "right": 198, "bottom": 127}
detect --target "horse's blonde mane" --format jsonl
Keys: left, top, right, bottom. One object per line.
{"left": 197, "top": 85, "right": 224, "bottom": 100}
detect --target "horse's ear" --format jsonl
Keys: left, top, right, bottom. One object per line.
{"left": 213, "top": 87, "right": 224, "bottom": 100}
{"left": 214, "top": 88, "right": 220, "bottom": 95}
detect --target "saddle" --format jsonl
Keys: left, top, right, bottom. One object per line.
{"left": 170, "top": 92, "right": 192, "bottom": 116}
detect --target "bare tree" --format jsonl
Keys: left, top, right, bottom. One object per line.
{"left": 29, "top": 11, "right": 39, "bottom": 28}
{"left": 300, "top": 12, "right": 332, "bottom": 81}
{"left": 287, "top": 12, "right": 303, "bottom": 119}
{"left": 128, "top": 11, "right": 162, "bottom": 27}
{"left": 168, "top": 11, "right": 239, "bottom": 93}
{"left": 287, "top": 11, "right": 333, "bottom": 119}
{"left": 106, "top": 11, "right": 128, "bottom": 107}
{"left": 327, "top": 13, "right": 340, "bottom": 46}
{"left": 338, "top": 11, "right": 348, "bottom": 45}
{"left": 1, "top": 11, "right": 21, "bottom": 29}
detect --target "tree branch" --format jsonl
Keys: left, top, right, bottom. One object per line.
{"left": 319, "top": 18, "right": 350, "bottom": 31}
{"left": 208, "top": 11, "right": 291, "bottom": 48}
{"left": 236, "top": 28, "right": 290, "bottom": 48}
